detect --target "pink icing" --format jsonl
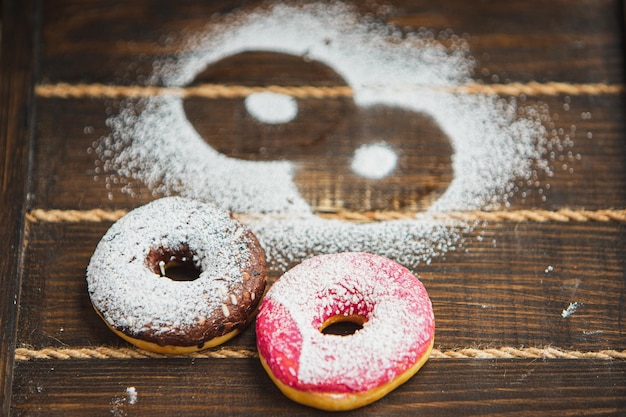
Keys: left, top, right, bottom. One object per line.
{"left": 256, "top": 252, "right": 435, "bottom": 394}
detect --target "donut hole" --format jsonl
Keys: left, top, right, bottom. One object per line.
{"left": 319, "top": 314, "right": 367, "bottom": 336}
{"left": 147, "top": 245, "right": 201, "bottom": 282}
{"left": 160, "top": 260, "right": 201, "bottom": 281}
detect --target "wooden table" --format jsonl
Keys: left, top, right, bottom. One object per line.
{"left": 1, "top": 0, "right": 625, "bottom": 415}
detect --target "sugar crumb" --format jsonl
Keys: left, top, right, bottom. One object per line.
{"left": 126, "top": 387, "right": 137, "bottom": 405}
{"left": 561, "top": 301, "right": 582, "bottom": 318}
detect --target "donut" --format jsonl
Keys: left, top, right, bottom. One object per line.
{"left": 86, "top": 197, "right": 267, "bottom": 354}
{"left": 255, "top": 252, "right": 434, "bottom": 411}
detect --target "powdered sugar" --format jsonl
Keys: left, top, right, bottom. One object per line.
{"left": 125, "top": 387, "right": 137, "bottom": 405}
{"left": 86, "top": 197, "right": 257, "bottom": 337}
{"left": 351, "top": 142, "right": 398, "bottom": 179}
{"left": 93, "top": 2, "right": 573, "bottom": 270}
{"left": 256, "top": 252, "right": 434, "bottom": 393}
{"left": 100, "top": 97, "right": 310, "bottom": 214}
{"left": 252, "top": 214, "right": 467, "bottom": 271}
{"left": 245, "top": 92, "right": 298, "bottom": 124}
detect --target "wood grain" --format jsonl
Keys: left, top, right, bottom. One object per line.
{"left": 2, "top": 0, "right": 626, "bottom": 415}
{"left": 37, "top": 0, "right": 625, "bottom": 86}
{"left": 29, "top": 93, "right": 626, "bottom": 212}
{"left": 16, "top": 221, "right": 625, "bottom": 351}
{"left": 0, "top": 0, "right": 37, "bottom": 414}
{"left": 11, "top": 358, "right": 626, "bottom": 416}
{"left": 27, "top": 0, "right": 626, "bottom": 214}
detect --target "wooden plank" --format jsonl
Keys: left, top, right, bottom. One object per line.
{"left": 11, "top": 358, "right": 626, "bottom": 416}
{"left": 5, "top": 0, "right": 626, "bottom": 415}
{"left": 28, "top": 93, "right": 626, "bottom": 212}
{"left": 390, "top": 0, "right": 625, "bottom": 84}
{"left": 28, "top": 0, "right": 626, "bottom": 213}
{"left": 0, "top": 0, "right": 38, "bottom": 414}
{"left": 16, "top": 221, "right": 625, "bottom": 351}
{"left": 37, "top": 0, "right": 624, "bottom": 85}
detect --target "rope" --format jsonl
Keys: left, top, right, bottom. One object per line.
{"left": 14, "top": 346, "right": 626, "bottom": 361}
{"left": 25, "top": 208, "right": 128, "bottom": 223}
{"left": 456, "top": 81, "right": 624, "bottom": 97}
{"left": 34, "top": 81, "right": 624, "bottom": 100}
{"left": 428, "top": 347, "right": 626, "bottom": 360}
{"left": 25, "top": 207, "right": 626, "bottom": 224}
{"left": 428, "top": 208, "right": 626, "bottom": 223}
{"left": 34, "top": 83, "right": 354, "bottom": 100}
{"left": 14, "top": 346, "right": 257, "bottom": 360}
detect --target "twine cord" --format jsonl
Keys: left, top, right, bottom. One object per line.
{"left": 14, "top": 346, "right": 626, "bottom": 361}
{"left": 25, "top": 208, "right": 626, "bottom": 224}
{"left": 14, "top": 346, "right": 257, "bottom": 361}
{"left": 34, "top": 81, "right": 624, "bottom": 100}
{"left": 30, "top": 80, "right": 626, "bottom": 227}
{"left": 25, "top": 208, "right": 129, "bottom": 223}
{"left": 25, "top": 81, "right": 626, "bottom": 366}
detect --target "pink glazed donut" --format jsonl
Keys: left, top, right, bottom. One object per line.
{"left": 255, "top": 252, "right": 435, "bottom": 411}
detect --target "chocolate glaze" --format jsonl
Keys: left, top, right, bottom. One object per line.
{"left": 118, "top": 229, "right": 267, "bottom": 348}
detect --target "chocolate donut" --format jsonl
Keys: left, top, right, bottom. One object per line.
{"left": 86, "top": 197, "right": 267, "bottom": 354}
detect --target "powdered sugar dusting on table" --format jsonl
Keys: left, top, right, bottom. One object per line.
{"left": 93, "top": 2, "right": 575, "bottom": 270}
{"left": 245, "top": 92, "right": 299, "bottom": 124}
{"left": 351, "top": 142, "right": 398, "bottom": 179}
{"left": 86, "top": 197, "right": 255, "bottom": 336}
{"left": 257, "top": 253, "right": 434, "bottom": 392}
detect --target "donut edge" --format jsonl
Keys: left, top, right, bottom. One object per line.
{"left": 111, "top": 324, "right": 241, "bottom": 354}
{"left": 93, "top": 283, "right": 270, "bottom": 354}
{"left": 258, "top": 337, "right": 434, "bottom": 411}
{"left": 86, "top": 197, "right": 269, "bottom": 353}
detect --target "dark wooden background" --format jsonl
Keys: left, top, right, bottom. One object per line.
{"left": 1, "top": 0, "right": 625, "bottom": 415}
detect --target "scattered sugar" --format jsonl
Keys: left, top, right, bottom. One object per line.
{"left": 126, "top": 387, "right": 137, "bottom": 405}
{"left": 245, "top": 92, "right": 298, "bottom": 124}
{"left": 561, "top": 301, "right": 582, "bottom": 318}
{"left": 100, "top": 95, "right": 310, "bottom": 214}
{"left": 351, "top": 142, "right": 398, "bottom": 179}
{"left": 93, "top": 2, "right": 577, "bottom": 271}
{"left": 110, "top": 387, "right": 137, "bottom": 417}
{"left": 252, "top": 215, "right": 469, "bottom": 271}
